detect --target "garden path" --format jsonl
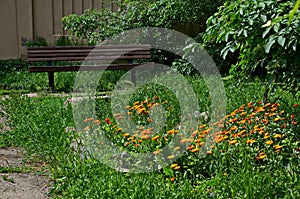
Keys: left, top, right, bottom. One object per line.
{"left": 0, "top": 102, "right": 50, "bottom": 199}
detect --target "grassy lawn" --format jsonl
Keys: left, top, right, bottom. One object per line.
{"left": 0, "top": 62, "right": 299, "bottom": 198}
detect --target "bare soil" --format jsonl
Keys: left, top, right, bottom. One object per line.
{"left": 0, "top": 147, "right": 51, "bottom": 199}
{"left": 1, "top": 103, "right": 51, "bottom": 199}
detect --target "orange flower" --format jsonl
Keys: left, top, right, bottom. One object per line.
{"left": 199, "top": 124, "right": 206, "bottom": 129}
{"left": 192, "top": 130, "right": 199, "bottom": 137}
{"left": 83, "top": 126, "right": 90, "bottom": 131}
{"left": 180, "top": 138, "right": 193, "bottom": 143}
{"left": 207, "top": 150, "right": 213, "bottom": 155}
{"left": 104, "top": 117, "right": 111, "bottom": 124}
{"left": 246, "top": 139, "right": 256, "bottom": 144}
{"left": 162, "top": 100, "right": 168, "bottom": 104}
{"left": 272, "top": 103, "right": 280, "bottom": 107}
{"left": 230, "top": 111, "right": 237, "bottom": 117}
{"left": 248, "top": 102, "right": 253, "bottom": 107}
{"left": 174, "top": 166, "right": 181, "bottom": 170}
{"left": 123, "top": 133, "right": 130, "bottom": 137}
{"left": 141, "top": 135, "right": 150, "bottom": 139}
{"left": 255, "top": 107, "right": 265, "bottom": 113}
{"left": 293, "top": 104, "right": 299, "bottom": 108}
{"left": 115, "top": 128, "right": 122, "bottom": 133}
{"left": 153, "top": 150, "right": 160, "bottom": 155}
{"left": 167, "top": 129, "right": 176, "bottom": 135}
{"left": 273, "top": 134, "right": 282, "bottom": 139}
{"left": 187, "top": 145, "right": 195, "bottom": 150}
{"left": 256, "top": 152, "right": 266, "bottom": 160}
{"left": 83, "top": 118, "right": 94, "bottom": 122}
{"left": 93, "top": 120, "right": 100, "bottom": 124}
{"left": 170, "top": 163, "right": 178, "bottom": 168}
{"left": 215, "top": 137, "right": 224, "bottom": 143}
{"left": 264, "top": 135, "right": 270, "bottom": 140}
{"left": 268, "top": 113, "right": 277, "bottom": 117}
{"left": 266, "top": 140, "right": 273, "bottom": 145}
{"left": 262, "top": 119, "right": 268, "bottom": 124}
{"left": 152, "top": 135, "right": 160, "bottom": 141}
{"left": 230, "top": 126, "right": 238, "bottom": 131}
{"left": 170, "top": 177, "right": 176, "bottom": 182}
{"left": 229, "top": 140, "right": 238, "bottom": 145}
{"left": 191, "top": 148, "right": 200, "bottom": 153}
{"left": 174, "top": 147, "right": 180, "bottom": 151}
{"left": 274, "top": 117, "right": 281, "bottom": 122}
{"left": 273, "top": 144, "right": 283, "bottom": 150}
{"left": 264, "top": 103, "right": 271, "bottom": 107}
{"left": 196, "top": 142, "right": 205, "bottom": 147}
{"left": 239, "top": 119, "right": 246, "bottom": 124}
{"left": 203, "top": 128, "right": 212, "bottom": 134}
{"left": 292, "top": 120, "right": 297, "bottom": 125}
{"left": 167, "top": 154, "right": 175, "bottom": 159}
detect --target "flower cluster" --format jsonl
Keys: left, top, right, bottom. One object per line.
{"left": 82, "top": 98, "right": 299, "bottom": 178}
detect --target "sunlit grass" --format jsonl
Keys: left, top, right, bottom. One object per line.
{"left": 0, "top": 76, "right": 299, "bottom": 198}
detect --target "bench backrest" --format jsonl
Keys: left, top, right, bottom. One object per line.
{"left": 27, "top": 44, "right": 151, "bottom": 62}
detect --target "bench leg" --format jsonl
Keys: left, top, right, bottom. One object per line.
{"left": 130, "top": 69, "right": 136, "bottom": 86}
{"left": 48, "top": 72, "right": 55, "bottom": 91}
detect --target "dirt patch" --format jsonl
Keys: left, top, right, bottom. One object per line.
{"left": 0, "top": 147, "right": 51, "bottom": 199}
{"left": 0, "top": 147, "right": 24, "bottom": 168}
{"left": 0, "top": 172, "right": 50, "bottom": 199}
{"left": 0, "top": 105, "right": 10, "bottom": 133}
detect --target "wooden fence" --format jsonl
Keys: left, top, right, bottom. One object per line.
{"left": 0, "top": 0, "right": 202, "bottom": 60}
{"left": 0, "top": 0, "right": 119, "bottom": 59}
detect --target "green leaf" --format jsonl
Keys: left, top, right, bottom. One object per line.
{"left": 262, "top": 27, "right": 272, "bottom": 39}
{"left": 277, "top": 36, "right": 286, "bottom": 47}
{"left": 261, "top": 15, "right": 267, "bottom": 23}
{"left": 243, "top": 29, "right": 248, "bottom": 37}
{"left": 292, "top": 40, "right": 297, "bottom": 51}
{"left": 265, "top": 37, "right": 276, "bottom": 53}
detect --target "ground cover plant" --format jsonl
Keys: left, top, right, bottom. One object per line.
{"left": 0, "top": 59, "right": 127, "bottom": 93}
{"left": 1, "top": 0, "right": 300, "bottom": 198}
{"left": 0, "top": 76, "right": 299, "bottom": 198}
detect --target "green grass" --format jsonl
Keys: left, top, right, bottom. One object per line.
{"left": 0, "top": 66, "right": 299, "bottom": 198}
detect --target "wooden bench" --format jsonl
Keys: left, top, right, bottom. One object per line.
{"left": 27, "top": 44, "right": 153, "bottom": 91}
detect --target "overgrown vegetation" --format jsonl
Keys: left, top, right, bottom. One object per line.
{"left": 62, "top": 0, "right": 225, "bottom": 45}
{"left": 0, "top": 77, "right": 299, "bottom": 198}
{"left": 1, "top": 0, "right": 299, "bottom": 198}
{"left": 202, "top": 0, "right": 300, "bottom": 95}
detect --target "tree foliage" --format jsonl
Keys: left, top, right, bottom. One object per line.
{"left": 62, "top": 0, "right": 225, "bottom": 45}
{"left": 203, "top": 0, "right": 300, "bottom": 95}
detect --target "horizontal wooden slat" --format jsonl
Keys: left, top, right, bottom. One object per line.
{"left": 28, "top": 51, "right": 150, "bottom": 56}
{"left": 27, "top": 44, "right": 151, "bottom": 50}
{"left": 29, "top": 63, "right": 155, "bottom": 72}
{"left": 28, "top": 55, "right": 151, "bottom": 62}
{"left": 27, "top": 45, "right": 152, "bottom": 63}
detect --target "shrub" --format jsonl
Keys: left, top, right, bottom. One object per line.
{"left": 203, "top": 0, "right": 300, "bottom": 95}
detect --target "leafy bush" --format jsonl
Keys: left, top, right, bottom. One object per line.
{"left": 62, "top": 0, "right": 225, "bottom": 45}
{"left": 203, "top": 0, "right": 300, "bottom": 95}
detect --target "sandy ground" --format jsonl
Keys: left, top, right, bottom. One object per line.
{"left": 0, "top": 147, "right": 51, "bottom": 199}
{"left": 1, "top": 104, "right": 51, "bottom": 199}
